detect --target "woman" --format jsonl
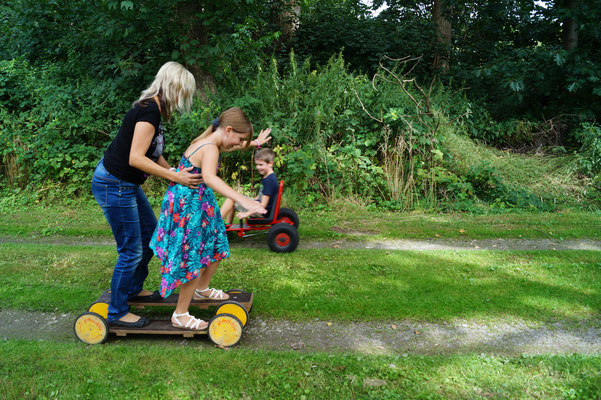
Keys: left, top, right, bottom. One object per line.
{"left": 92, "top": 61, "right": 201, "bottom": 327}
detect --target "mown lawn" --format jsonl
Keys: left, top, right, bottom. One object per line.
{"left": 0, "top": 202, "right": 599, "bottom": 240}
{"left": 1, "top": 341, "right": 601, "bottom": 400}
{"left": 2, "top": 204, "right": 600, "bottom": 399}
{"left": 1, "top": 243, "right": 600, "bottom": 323}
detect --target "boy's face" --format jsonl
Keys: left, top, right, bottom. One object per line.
{"left": 255, "top": 159, "right": 273, "bottom": 176}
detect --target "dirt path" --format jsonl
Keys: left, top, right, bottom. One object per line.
{"left": 2, "top": 309, "right": 600, "bottom": 355}
{"left": 2, "top": 236, "right": 601, "bottom": 251}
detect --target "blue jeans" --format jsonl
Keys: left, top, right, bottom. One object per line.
{"left": 91, "top": 159, "right": 157, "bottom": 322}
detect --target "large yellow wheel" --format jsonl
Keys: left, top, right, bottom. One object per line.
{"left": 88, "top": 302, "right": 109, "bottom": 319}
{"left": 208, "top": 314, "right": 243, "bottom": 347}
{"left": 215, "top": 301, "right": 249, "bottom": 327}
{"left": 74, "top": 312, "right": 109, "bottom": 345}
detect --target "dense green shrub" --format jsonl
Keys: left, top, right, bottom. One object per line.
{"left": 1, "top": 49, "right": 597, "bottom": 210}
{"left": 0, "top": 59, "right": 130, "bottom": 193}
{"left": 574, "top": 123, "right": 601, "bottom": 187}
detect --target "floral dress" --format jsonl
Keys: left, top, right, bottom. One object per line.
{"left": 149, "top": 145, "right": 230, "bottom": 298}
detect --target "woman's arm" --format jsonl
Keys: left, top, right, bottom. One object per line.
{"left": 199, "top": 146, "right": 266, "bottom": 214}
{"left": 221, "top": 128, "right": 272, "bottom": 153}
{"left": 129, "top": 121, "right": 203, "bottom": 188}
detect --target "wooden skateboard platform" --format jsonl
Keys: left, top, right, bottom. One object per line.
{"left": 110, "top": 319, "right": 208, "bottom": 338}
{"left": 93, "top": 290, "right": 253, "bottom": 310}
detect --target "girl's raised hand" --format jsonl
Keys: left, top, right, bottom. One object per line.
{"left": 255, "top": 128, "right": 272, "bottom": 147}
{"left": 237, "top": 198, "right": 266, "bottom": 218}
{"left": 175, "top": 166, "right": 203, "bottom": 189}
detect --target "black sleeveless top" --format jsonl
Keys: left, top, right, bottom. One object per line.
{"left": 103, "top": 100, "right": 164, "bottom": 184}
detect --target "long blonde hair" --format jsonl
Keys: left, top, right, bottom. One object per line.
{"left": 192, "top": 107, "right": 254, "bottom": 147}
{"left": 135, "top": 61, "right": 196, "bottom": 120}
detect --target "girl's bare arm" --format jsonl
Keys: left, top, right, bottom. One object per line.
{"left": 199, "top": 146, "right": 267, "bottom": 214}
{"left": 221, "top": 128, "right": 272, "bottom": 152}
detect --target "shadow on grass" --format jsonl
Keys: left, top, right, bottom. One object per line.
{"left": 248, "top": 250, "right": 601, "bottom": 323}
{"left": 1, "top": 244, "right": 600, "bottom": 324}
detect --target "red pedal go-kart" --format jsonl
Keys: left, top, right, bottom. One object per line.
{"left": 225, "top": 180, "right": 299, "bottom": 253}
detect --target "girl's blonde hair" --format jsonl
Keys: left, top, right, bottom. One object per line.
{"left": 192, "top": 107, "right": 254, "bottom": 147}
{"left": 135, "top": 61, "right": 196, "bottom": 120}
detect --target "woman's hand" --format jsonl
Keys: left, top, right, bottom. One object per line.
{"left": 174, "top": 166, "right": 203, "bottom": 189}
{"left": 254, "top": 128, "right": 272, "bottom": 147}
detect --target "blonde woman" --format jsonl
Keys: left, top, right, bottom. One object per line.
{"left": 91, "top": 62, "right": 201, "bottom": 328}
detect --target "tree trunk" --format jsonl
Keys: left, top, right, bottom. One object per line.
{"left": 177, "top": 1, "right": 216, "bottom": 99}
{"left": 561, "top": 0, "right": 578, "bottom": 51}
{"left": 432, "top": 0, "right": 452, "bottom": 73}
{"left": 277, "top": 0, "right": 301, "bottom": 40}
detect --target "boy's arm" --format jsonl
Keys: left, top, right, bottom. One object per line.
{"left": 259, "top": 194, "right": 270, "bottom": 208}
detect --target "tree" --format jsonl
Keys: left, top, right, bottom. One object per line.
{"left": 560, "top": 0, "right": 578, "bottom": 50}
{"left": 432, "top": 0, "right": 451, "bottom": 73}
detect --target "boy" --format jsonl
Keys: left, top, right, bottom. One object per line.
{"left": 221, "top": 148, "right": 278, "bottom": 224}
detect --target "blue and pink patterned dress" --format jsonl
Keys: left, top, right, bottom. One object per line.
{"left": 149, "top": 148, "right": 230, "bottom": 298}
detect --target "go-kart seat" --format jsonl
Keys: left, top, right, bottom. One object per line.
{"left": 246, "top": 180, "right": 284, "bottom": 225}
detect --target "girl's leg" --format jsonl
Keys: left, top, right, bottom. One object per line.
{"left": 172, "top": 276, "right": 208, "bottom": 330}
{"left": 194, "top": 260, "right": 229, "bottom": 300}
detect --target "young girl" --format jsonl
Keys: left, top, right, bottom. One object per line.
{"left": 149, "top": 107, "right": 271, "bottom": 330}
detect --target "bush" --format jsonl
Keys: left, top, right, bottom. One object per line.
{"left": 0, "top": 59, "right": 130, "bottom": 194}
{"left": 575, "top": 123, "right": 601, "bottom": 179}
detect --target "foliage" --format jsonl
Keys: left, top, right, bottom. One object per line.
{"left": 0, "top": 59, "right": 128, "bottom": 193}
{"left": 1, "top": 0, "right": 600, "bottom": 210}
{"left": 294, "top": 0, "right": 601, "bottom": 148}
{"left": 574, "top": 123, "right": 601, "bottom": 187}
{"left": 287, "top": 0, "right": 433, "bottom": 76}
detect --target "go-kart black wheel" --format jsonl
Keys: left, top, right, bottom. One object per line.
{"left": 277, "top": 207, "right": 299, "bottom": 228}
{"left": 267, "top": 223, "right": 299, "bottom": 253}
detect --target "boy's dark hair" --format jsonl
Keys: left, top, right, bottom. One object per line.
{"left": 255, "top": 148, "right": 275, "bottom": 163}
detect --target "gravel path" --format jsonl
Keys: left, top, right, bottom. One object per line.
{"left": 2, "top": 309, "right": 600, "bottom": 355}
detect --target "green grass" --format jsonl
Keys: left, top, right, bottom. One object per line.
{"left": 443, "top": 132, "right": 592, "bottom": 204}
{"left": 0, "top": 202, "right": 599, "bottom": 240}
{"left": 2, "top": 243, "right": 600, "bottom": 323}
{"left": 1, "top": 340, "right": 600, "bottom": 400}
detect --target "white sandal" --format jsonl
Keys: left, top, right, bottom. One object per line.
{"left": 171, "top": 312, "right": 207, "bottom": 331}
{"left": 193, "top": 287, "right": 229, "bottom": 300}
